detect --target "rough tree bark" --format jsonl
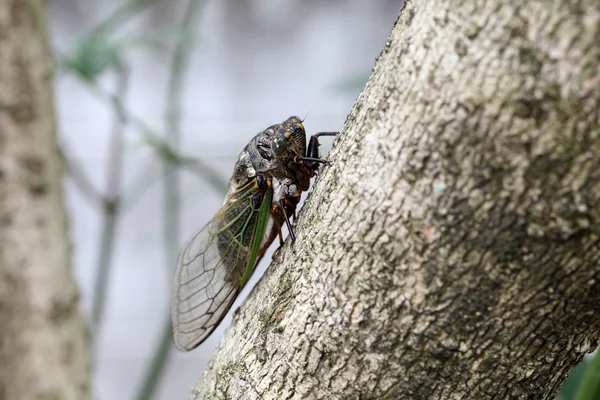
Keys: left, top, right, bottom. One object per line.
{"left": 0, "top": 1, "right": 91, "bottom": 399}
{"left": 194, "top": 0, "right": 599, "bottom": 399}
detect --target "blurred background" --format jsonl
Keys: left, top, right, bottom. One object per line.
{"left": 45, "top": 0, "right": 596, "bottom": 399}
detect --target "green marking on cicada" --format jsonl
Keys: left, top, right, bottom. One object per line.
{"left": 241, "top": 179, "right": 273, "bottom": 286}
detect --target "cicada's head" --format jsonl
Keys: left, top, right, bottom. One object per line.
{"left": 268, "top": 116, "right": 306, "bottom": 160}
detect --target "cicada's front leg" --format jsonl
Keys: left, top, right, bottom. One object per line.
{"left": 291, "top": 131, "right": 338, "bottom": 190}
{"left": 299, "top": 131, "right": 338, "bottom": 168}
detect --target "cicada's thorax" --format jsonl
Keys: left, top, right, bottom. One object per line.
{"left": 216, "top": 117, "right": 313, "bottom": 273}
{"left": 225, "top": 116, "right": 309, "bottom": 202}
{"left": 217, "top": 120, "right": 302, "bottom": 279}
{"left": 225, "top": 144, "right": 263, "bottom": 202}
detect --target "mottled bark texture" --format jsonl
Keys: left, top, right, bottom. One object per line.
{"left": 194, "top": 1, "right": 599, "bottom": 399}
{"left": 0, "top": 1, "right": 91, "bottom": 399}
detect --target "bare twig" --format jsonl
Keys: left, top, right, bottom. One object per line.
{"left": 134, "top": 1, "right": 206, "bottom": 399}
{"left": 59, "top": 144, "right": 104, "bottom": 206}
{"left": 90, "top": 62, "right": 129, "bottom": 343}
{"left": 57, "top": 59, "right": 227, "bottom": 195}
{"left": 122, "top": 155, "right": 227, "bottom": 213}
{"left": 178, "top": 156, "right": 228, "bottom": 194}
{"left": 92, "top": 0, "right": 162, "bottom": 35}
{"left": 142, "top": 134, "right": 227, "bottom": 194}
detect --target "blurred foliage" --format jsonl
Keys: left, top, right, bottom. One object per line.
{"left": 55, "top": 1, "right": 215, "bottom": 400}
{"left": 574, "top": 350, "right": 600, "bottom": 400}
{"left": 558, "top": 350, "right": 600, "bottom": 400}
{"left": 561, "top": 356, "right": 591, "bottom": 400}
{"left": 92, "top": 0, "right": 159, "bottom": 33}
{"left": 58, "top": 28, "right": 193, "bottom": 81}
{"left": 331, "top": 72, "right": 369, "bottom": 94}
{"left": 61, "top": 34, "right": 120, "bottom": 80}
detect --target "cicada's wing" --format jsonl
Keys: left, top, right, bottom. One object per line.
{"left": 171, "top": 179, "right": 274, "bottom": 351}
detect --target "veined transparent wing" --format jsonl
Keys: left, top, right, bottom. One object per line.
{"left": 172, "top": 179, "right": 274, "bottom": 351}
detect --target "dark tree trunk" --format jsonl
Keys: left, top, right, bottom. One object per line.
{"left": 194, "top": 0, "right": 600, "bottom": 399}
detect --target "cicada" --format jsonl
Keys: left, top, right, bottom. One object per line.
{"left": 171, "top": 116, "right": 336, "bottom": 351}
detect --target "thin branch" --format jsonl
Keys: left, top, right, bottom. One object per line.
{"left": 91, "top": 0, "right": 162, "bottom": 35}
{"left": 134, "top": 314, "right": 173, "bottom": 400}
{"left": 142, "top": 136, "right": 227, "bottom": 194}
{"left": 121, "top": 158, "right": 163, "bottom": 211}
{"left": 59, "top": 144, "right": 104, "bottom": 206}
{"left": 134, "top": 1, "right": 206, "bottom": 399}
{"left": 122, "top": 155, "right": 227, "bottom": 213}
{"left": 90, "top": 62, "right": 129, "bottom": 343}
{"left": 57, "top": 56, "right": 227, "bottom": 195}
{"left": 178, "top": 156, "right": 228, "bottom": 194}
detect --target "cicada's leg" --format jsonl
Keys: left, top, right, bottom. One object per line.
{"left": 271, "top": 203, "right": 287, "bottom": 245}
{"left": 255, "top": 173, "right": 270, "bottom": 192}
{"left": 287, "top": 158, "right": 316, "bottom": 191}
{"left": 272, "top": 246, "right": 282, "bottom": 260}
{"left": 294, "top": 132, "right": 338, "bottom": 179}
{"left": 281, "top": 180, "right": 303, "bottom": 242}
{"left": 270, "top": 204, "right": 295, "bottom": 260}
{"left": 258, "top": 209, "right": 284, "bottom": 260}
{"left": 270, "top": 180, "right": 302, "bottom": 258}
{"left": 278, "top": 198, "right": 295, "bottom": 243}
{"left": 306, "top": 131, "right": 338, "bottom": 159}
{"left": 266, "top": 202, "right": 288, "bottom": 260}
{"left": 254, "top": 173, "right": 282, "bottom": 260}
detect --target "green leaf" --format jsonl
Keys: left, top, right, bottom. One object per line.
{"left": 575, "top": 350, "right": 600, "bottom": 400}
{"left": 57, "top": 27, "right": 197, "bottom": 82}
{"left": 63, "top": 34, "right": 120, "bottom": 81}
{"left": 561, "top": 358, "right": 591, "bottom": 400}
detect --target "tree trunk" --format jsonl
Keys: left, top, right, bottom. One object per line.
{"left": 0, "top": 1, "right": 91, "bottom": 399}
{"left": 194, "top": 0, "right": 600, "bottom": 399}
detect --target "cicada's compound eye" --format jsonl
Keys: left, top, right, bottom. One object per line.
{"left": 271, "top": 136, "right": 287, "bottom": 156}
